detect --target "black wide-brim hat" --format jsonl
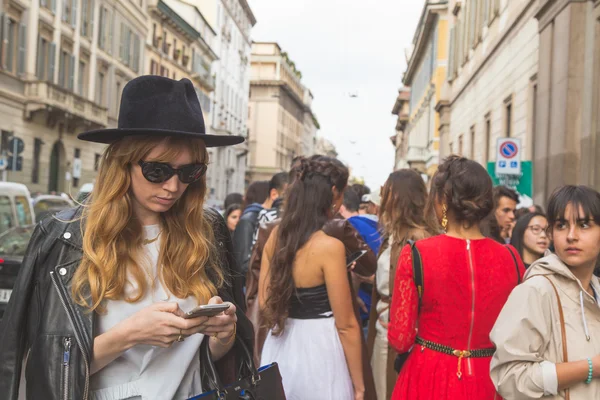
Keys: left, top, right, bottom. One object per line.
{"left": 78, "top": 75, "right": 244, "bottom": 147}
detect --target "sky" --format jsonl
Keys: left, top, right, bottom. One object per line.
{"left": 249, "top": 0, "right": 425, "bottom": 189}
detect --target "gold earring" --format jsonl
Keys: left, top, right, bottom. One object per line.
{"left": 441, "top": 204, "right": 448, "bottom": 231}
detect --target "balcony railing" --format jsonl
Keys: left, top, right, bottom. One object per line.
{"left": 24, "top": 81, "right": 108, "bottom": 128}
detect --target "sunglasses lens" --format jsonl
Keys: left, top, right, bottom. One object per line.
{"left": 141, "top": 162, "right": 174, "bottom": 183}
{"left": 179, "top": 164, "right": 207, "bottom": 184}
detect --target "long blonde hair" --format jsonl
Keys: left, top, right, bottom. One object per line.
{"left": 72, "top": 135, "right": 223, "bottom": 312}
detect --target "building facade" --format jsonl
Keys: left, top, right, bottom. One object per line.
{"left": 196, "top": 0, "right": 255, "bottom": 205}
{"left": 444, "top": 0, "right": 538, "bottom": 171}
{"left": 302, "top": 88, "right": 318, "bottom": 156}
{"left": 532, "top": 0, "right": 600, "bottom": 203}
{"left": 314, "top": 135, "right": 337, "bottom": 159}
{"left": 247, "top": 42, "right": 315, "bottom": 182}
{"left": 402, "top": 0, "right": 449, "bottom": 177}
{"left": 0, "top": 0, "right": 146, "bottom": 194}
{"left": 391, "top": 87, "right": 410, "bottom": 170}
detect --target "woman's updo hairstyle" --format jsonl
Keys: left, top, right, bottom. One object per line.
{"left": 429, "top": 155, "right": 494, "bottom": 228}
{"left": 290, "top": 155, "right": 348, "bottom": 191}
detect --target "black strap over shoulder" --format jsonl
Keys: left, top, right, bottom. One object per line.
{"left": 407, "top": 240, "right": 424, "bottom": 311}
{"left": 504, "top": 245, "right": 522, "bottom": 284}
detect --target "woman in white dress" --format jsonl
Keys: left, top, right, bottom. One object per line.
{"left": 259, "top": 155, "right": 365, "bottom": 400}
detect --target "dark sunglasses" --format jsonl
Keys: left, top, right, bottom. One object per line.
{"left": 138, "top": 160, "right": 207, "bottom": 184}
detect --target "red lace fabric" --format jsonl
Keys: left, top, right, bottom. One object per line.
{"left": 387, "top": 235, "right": 525, "bottom": 400}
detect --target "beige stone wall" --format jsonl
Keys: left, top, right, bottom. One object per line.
{"left": 0, "top": 84, "right": 107, "bottom": 195}
{"left": 447, "top": 1, "right": 539, "bottom": 166}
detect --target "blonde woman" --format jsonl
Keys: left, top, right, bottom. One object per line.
{"left": 0, "top": 76, "right": 253, "bottom": 400}
{"left": 367, "top": 169, "right": 438, "bottom": 400}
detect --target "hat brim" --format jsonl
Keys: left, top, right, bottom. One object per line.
{"left": 77, "top": 128, "right": 245, "bottom": 147}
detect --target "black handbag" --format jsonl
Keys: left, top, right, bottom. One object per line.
{"left": 189, "top": 336, "right": 287, "bottom": 400}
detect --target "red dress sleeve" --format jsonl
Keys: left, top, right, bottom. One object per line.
{"left": 387, "top": 244, "right": 419, "bottom": 354}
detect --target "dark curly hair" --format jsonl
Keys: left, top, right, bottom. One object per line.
{"left": 264, "top": 155, "right": 349, "bottom": 335}
{"left": 428, "top": 155, "right": 494, "bottom": 228}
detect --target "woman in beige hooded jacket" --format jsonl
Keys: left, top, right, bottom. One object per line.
{"left": 490, "top": 185, "right": 600, "bottom": 399}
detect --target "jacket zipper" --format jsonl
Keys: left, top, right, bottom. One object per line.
{"left": 63, "top": 337, "right": 72, "bottom": 400}
{"left": 465, "top": 239, "right": 475, "bottom": 377}
{"left": 51, "top": 271, "right": 90, "bottom": 400}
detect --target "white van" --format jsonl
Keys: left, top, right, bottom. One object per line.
{"left": 0, "top": 182, "right": 35, "bottom": 235}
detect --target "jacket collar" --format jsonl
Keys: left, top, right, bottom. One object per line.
{"left": 53, "top": 207, "right": 84, "bottom": 251}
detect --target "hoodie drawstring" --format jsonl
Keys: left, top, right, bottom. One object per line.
{"left": 580, "top": 290, "right": 591, "bottom": 341}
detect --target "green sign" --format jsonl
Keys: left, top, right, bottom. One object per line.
{"left": 487, "top": 161, "right": 533, "bottom": 198}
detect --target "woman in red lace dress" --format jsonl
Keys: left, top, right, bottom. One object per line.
{"left": 388, "top": 156, "right": 525, "bottom": 400}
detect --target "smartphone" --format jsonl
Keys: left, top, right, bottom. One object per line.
{"left": 346, "top": 249, "right": 368, "bottom": 268}
{"left": 184, "top": 304, "right": 230, "bottom": 319}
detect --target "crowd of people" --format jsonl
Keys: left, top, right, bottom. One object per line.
{"left": 1, "top": 75, "right": 600, "bottom": 400}
{"left": 223, "top": 152, "right": 600, "bottom": 400}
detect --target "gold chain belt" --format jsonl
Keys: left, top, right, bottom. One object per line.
{"left": 415, "top": 336, "right": 495, "bottom": 379}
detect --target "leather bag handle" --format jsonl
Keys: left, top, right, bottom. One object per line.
{"left": 527, "top": 274, "right": 570, "bottom": 400}
{"left": 200, "top": 335, "right": 259, "bottom": 395}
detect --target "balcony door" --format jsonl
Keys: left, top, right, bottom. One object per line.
{"left": 48, "top": 140, "right": 66, "bottom": 193}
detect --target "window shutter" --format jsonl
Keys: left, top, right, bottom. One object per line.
{"left": 68, "top": 54, "right": 75, "bottom": 90}
{"left": 133, "top": 34, "right": 139, "bottom": 72}
{"left": 448, "top": 26, "right": 455, "bottom": 81}
{"left": 17, "top": 22, "right": 26, "bottom": 75}
{"left": 107, "top": 10, "right": 113, "bottom": 54}
{"left": 469, "top": 0, "right": 477, "bottom": 48}
{"left": 125, "top": 27, "right": 131, "bottom": 66}
{"left": 71, "top": 0, "right": 77, "bottom": 27}
{"left": 48, "top": 42, "right": 56, "bottom": 82}
{"left": 98, "top": 7, "right": 104, "bottom": 48}
{"left": 0, "top": 14, "right": 7, "bottom": 70}
{"left": 80, "top": 0, "right": 86, "bottom": 36}
{"left": 89, "top": 0, "right": 94, "bottom": 39}
{"left": 119, "top": 22, "right": 124, "bottom": 60}
{"left": 36, "top": 36, "right": 44, "bottom": 78}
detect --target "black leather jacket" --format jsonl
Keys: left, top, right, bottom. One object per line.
{"left": 0, "top": 207, "right": 253, "bottom": 400}
{"left": 232, "top": 204, "right": 263, "bottom": 277}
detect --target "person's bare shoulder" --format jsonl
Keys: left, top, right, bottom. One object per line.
{"left": 311, "top": 231, "right": 345, "bottom": 259}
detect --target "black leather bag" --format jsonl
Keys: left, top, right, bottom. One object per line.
{"left": 190, "top": 336, "right": 287, "bottom": 400}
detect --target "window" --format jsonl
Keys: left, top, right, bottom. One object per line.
{"left": 504, "top": 96, "right": 513, "bottom": 137}
{"left": 173, "top": 38, "right": 177, "bottom": 59}
{"left": 32, "top": 138, "right": 42, "bottom": 183}
{"left": 485, "top": 113, "right": 491, "bottom": 162}
{"left": 96, "top": 71, "right": 105, "bottom": 105}
{"left": 80, "top": 0, "right": 94, "bottom": 38}
{"left": 115, "top": 82, "right": 121, "bottom": 109}
{"left": 36, "top": 38, "right": 48, "bottom": 79}
{"left": 0, "top": 196, "right": 14, "bottom": 234}
{"left": 94, "top": 153, "right": 101, "bottom": 171}
{"left": 58, "top": 51, "right": 66, "bottom": 87}
{"left": 97, "top": 7, "right": 112, "bottom": 53}
{"left": 73, "top": 148, "right": 81, "bottom": 188}
{"left": 62, "top": 0, "right": 76, "bottom": 25}
{"left": 470, "top": 125, "right": 476, "bottom": 159}
{"left": 78, "top": 61, "right": 86, "bottom": 96}
{"left": 14, "top": 196, "right": 33, "bottom": 226}
{"left": 40, "top": 0, "right": 57, "bottom": 13}
{"left": 459, "top": 134, "right": 464, "bottom": 156}
{"left": 150, "top": 59, "right": 157, "bottom": 75}
{"left": 59, "top": 50, "right": 74, "bottom": 90}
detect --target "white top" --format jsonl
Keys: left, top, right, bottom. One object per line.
{"left": 90, "top": 225, "right": 204, "bottom": 400}
{"left": 374, "top": 235, "right": 392, "bottom": 335}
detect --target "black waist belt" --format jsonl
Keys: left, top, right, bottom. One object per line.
{"left": 415, "top": 336, "right": 496, "bottom": 379}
